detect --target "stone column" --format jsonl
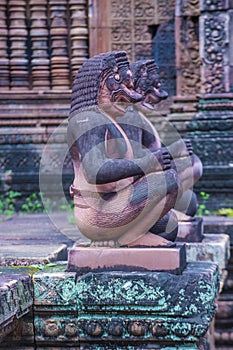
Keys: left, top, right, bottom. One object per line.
{"left": 9, "top": 0, "right": 29, "bottom": 90}
{"left": 49, "top": 0, "right": 70, "bottom": 90}
{"left": 69, "top": 0, "right": 89, "bottom": 80}
{"left": 30, "top": 0, "right": 50, "bottom": 91}
{"left": 0, "top": 0, "right": 9, "bottom": 91}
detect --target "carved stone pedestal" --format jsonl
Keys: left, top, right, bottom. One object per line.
{"left": 67, "top": 245, "right": 186, "bottom": 275}
{"left": 33, "top": 262, "right": 219, "bottom": 349}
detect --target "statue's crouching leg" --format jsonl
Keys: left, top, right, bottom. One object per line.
{"left": 73, "top": 168, "right": 181, "bottom": 247}
{"left": 118, "top": 168, "right": 181, "bottom": 246}
{"left": 149, "top": 209, "right": 178, "bottom": 242}
{"left": 174, "top": 189, "right": 198, "bottom": 218}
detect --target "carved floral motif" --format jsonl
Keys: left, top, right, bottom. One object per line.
{"left": 158, "top": 0, "right": 175, "bottom": 19}
{"left": 110, "top": 0, "right": 156, "bottom": 60}
{"left": 135, "top": 19, "right": 152, "bottom": 41}
{"left": 134, "top": 0, "right": 155, "bottom": 17}
{"left": 135, "top": 43, "right": 153, "bottom": 60}
{"left": 33, "top": 265, "right": 219, "bottom": 345}
{"left": 111, "top": 20, "right": 132, "bottom": 41}
{"left": 202, "top": 0, "right": 227, "bottom": 11}
{"left": 111, "top": 0, "right": 132, "bottom": 18}
{"left": 181, "top": 0, "right": 200, "bottom": 16}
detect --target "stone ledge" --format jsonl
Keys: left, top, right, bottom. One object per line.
{"left": 0, "top": 244, "right": 68, "bottom": 267}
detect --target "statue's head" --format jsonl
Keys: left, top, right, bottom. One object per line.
{"left": 69, "top": 51, "right": 142, "bottom": 118}
{"left": 130, "top": 60, "right": 168, "bottom": 113}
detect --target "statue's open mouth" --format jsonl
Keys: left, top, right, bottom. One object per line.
{"left": 142, "top": 87, "right": 168, "bottom": 109}
{"left": 111, "top": 86, "right": 142, "bottom": 113}
{"left": 112, "top": 87, "right": 142, "bottom": 103}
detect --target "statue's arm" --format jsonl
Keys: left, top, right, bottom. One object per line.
{"left": 76, "top": 128, "right": 161, "bottom": 184}
{"left": 68, "top": 116, "right": 167, "bottom": 185}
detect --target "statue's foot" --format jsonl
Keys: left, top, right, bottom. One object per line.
{"left": 90, "top": 240, "right": 119, "bottom": 248}
{"left": 149, "top": 210, "right": 178, "bottom": 242}
{"left": 123, "top": 232, "right": 176, "bottom": 248}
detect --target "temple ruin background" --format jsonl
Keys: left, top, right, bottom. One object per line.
{"left": 1, "top": 1, "right": 233, "bottom": 347}
{"left": 0, "top": 0, "right": 233, "bottom": 210}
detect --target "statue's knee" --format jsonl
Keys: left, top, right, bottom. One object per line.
{"left": 193, "top": 155, "right": 203, "bottom": 182}
{"left": 165, "top": 169, "right": 181, "bottom": 195}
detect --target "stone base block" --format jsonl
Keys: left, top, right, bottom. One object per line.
{"left": 33, "top": 262, "right": 219, "bottom": 349}
{"left": 176, "top": 217, "right": 203, "bottom": 242}
{"left": 67, "top": 244, "right": 186, "bottom": 274}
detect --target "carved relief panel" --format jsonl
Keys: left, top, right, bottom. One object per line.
{"left": 199, "top": 0, "right": 231, "bottom": 93}
{"left": 200, "top": 13, "right": 229, "bottom": 93}
{"left": 175, "top": 0, "right": 201, "bottom": 96}
{"left": 111, "top": 0, "right": 157, "bottom": 61}
{"left": 89, "top": 0, "right": 159, "bottom": 61}
{"left": 89, "top": 0, "right": 176, "bottom": 100}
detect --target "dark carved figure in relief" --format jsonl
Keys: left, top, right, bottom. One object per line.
{"left": 68, "top": 51, "right": 182, "bottom": 248}
{"left": 129, "top": 59, "right": 203, "bottom": 221}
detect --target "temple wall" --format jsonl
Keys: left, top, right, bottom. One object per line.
{"left": 0, "top": 0, "right": 89, "bottom": 198}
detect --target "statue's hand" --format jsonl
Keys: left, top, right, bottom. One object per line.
{"left": 184, "top": 139, "right": 193, "bottom": 155}
{"left": 152, "top": 147, "right": 171, "bottom": 171}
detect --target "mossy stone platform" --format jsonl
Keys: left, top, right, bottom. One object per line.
{"left": 32, "top": 262, "right": 219, "bottom": 349}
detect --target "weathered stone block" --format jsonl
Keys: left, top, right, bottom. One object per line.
{"left": 0, "top": 273, "right": 33, "bottom": 343}
{"left": 33, "top": 262, "right": 219, "bottom": 348}
{"left": 185, "top": 234, "right": 230, "bottom": 270}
